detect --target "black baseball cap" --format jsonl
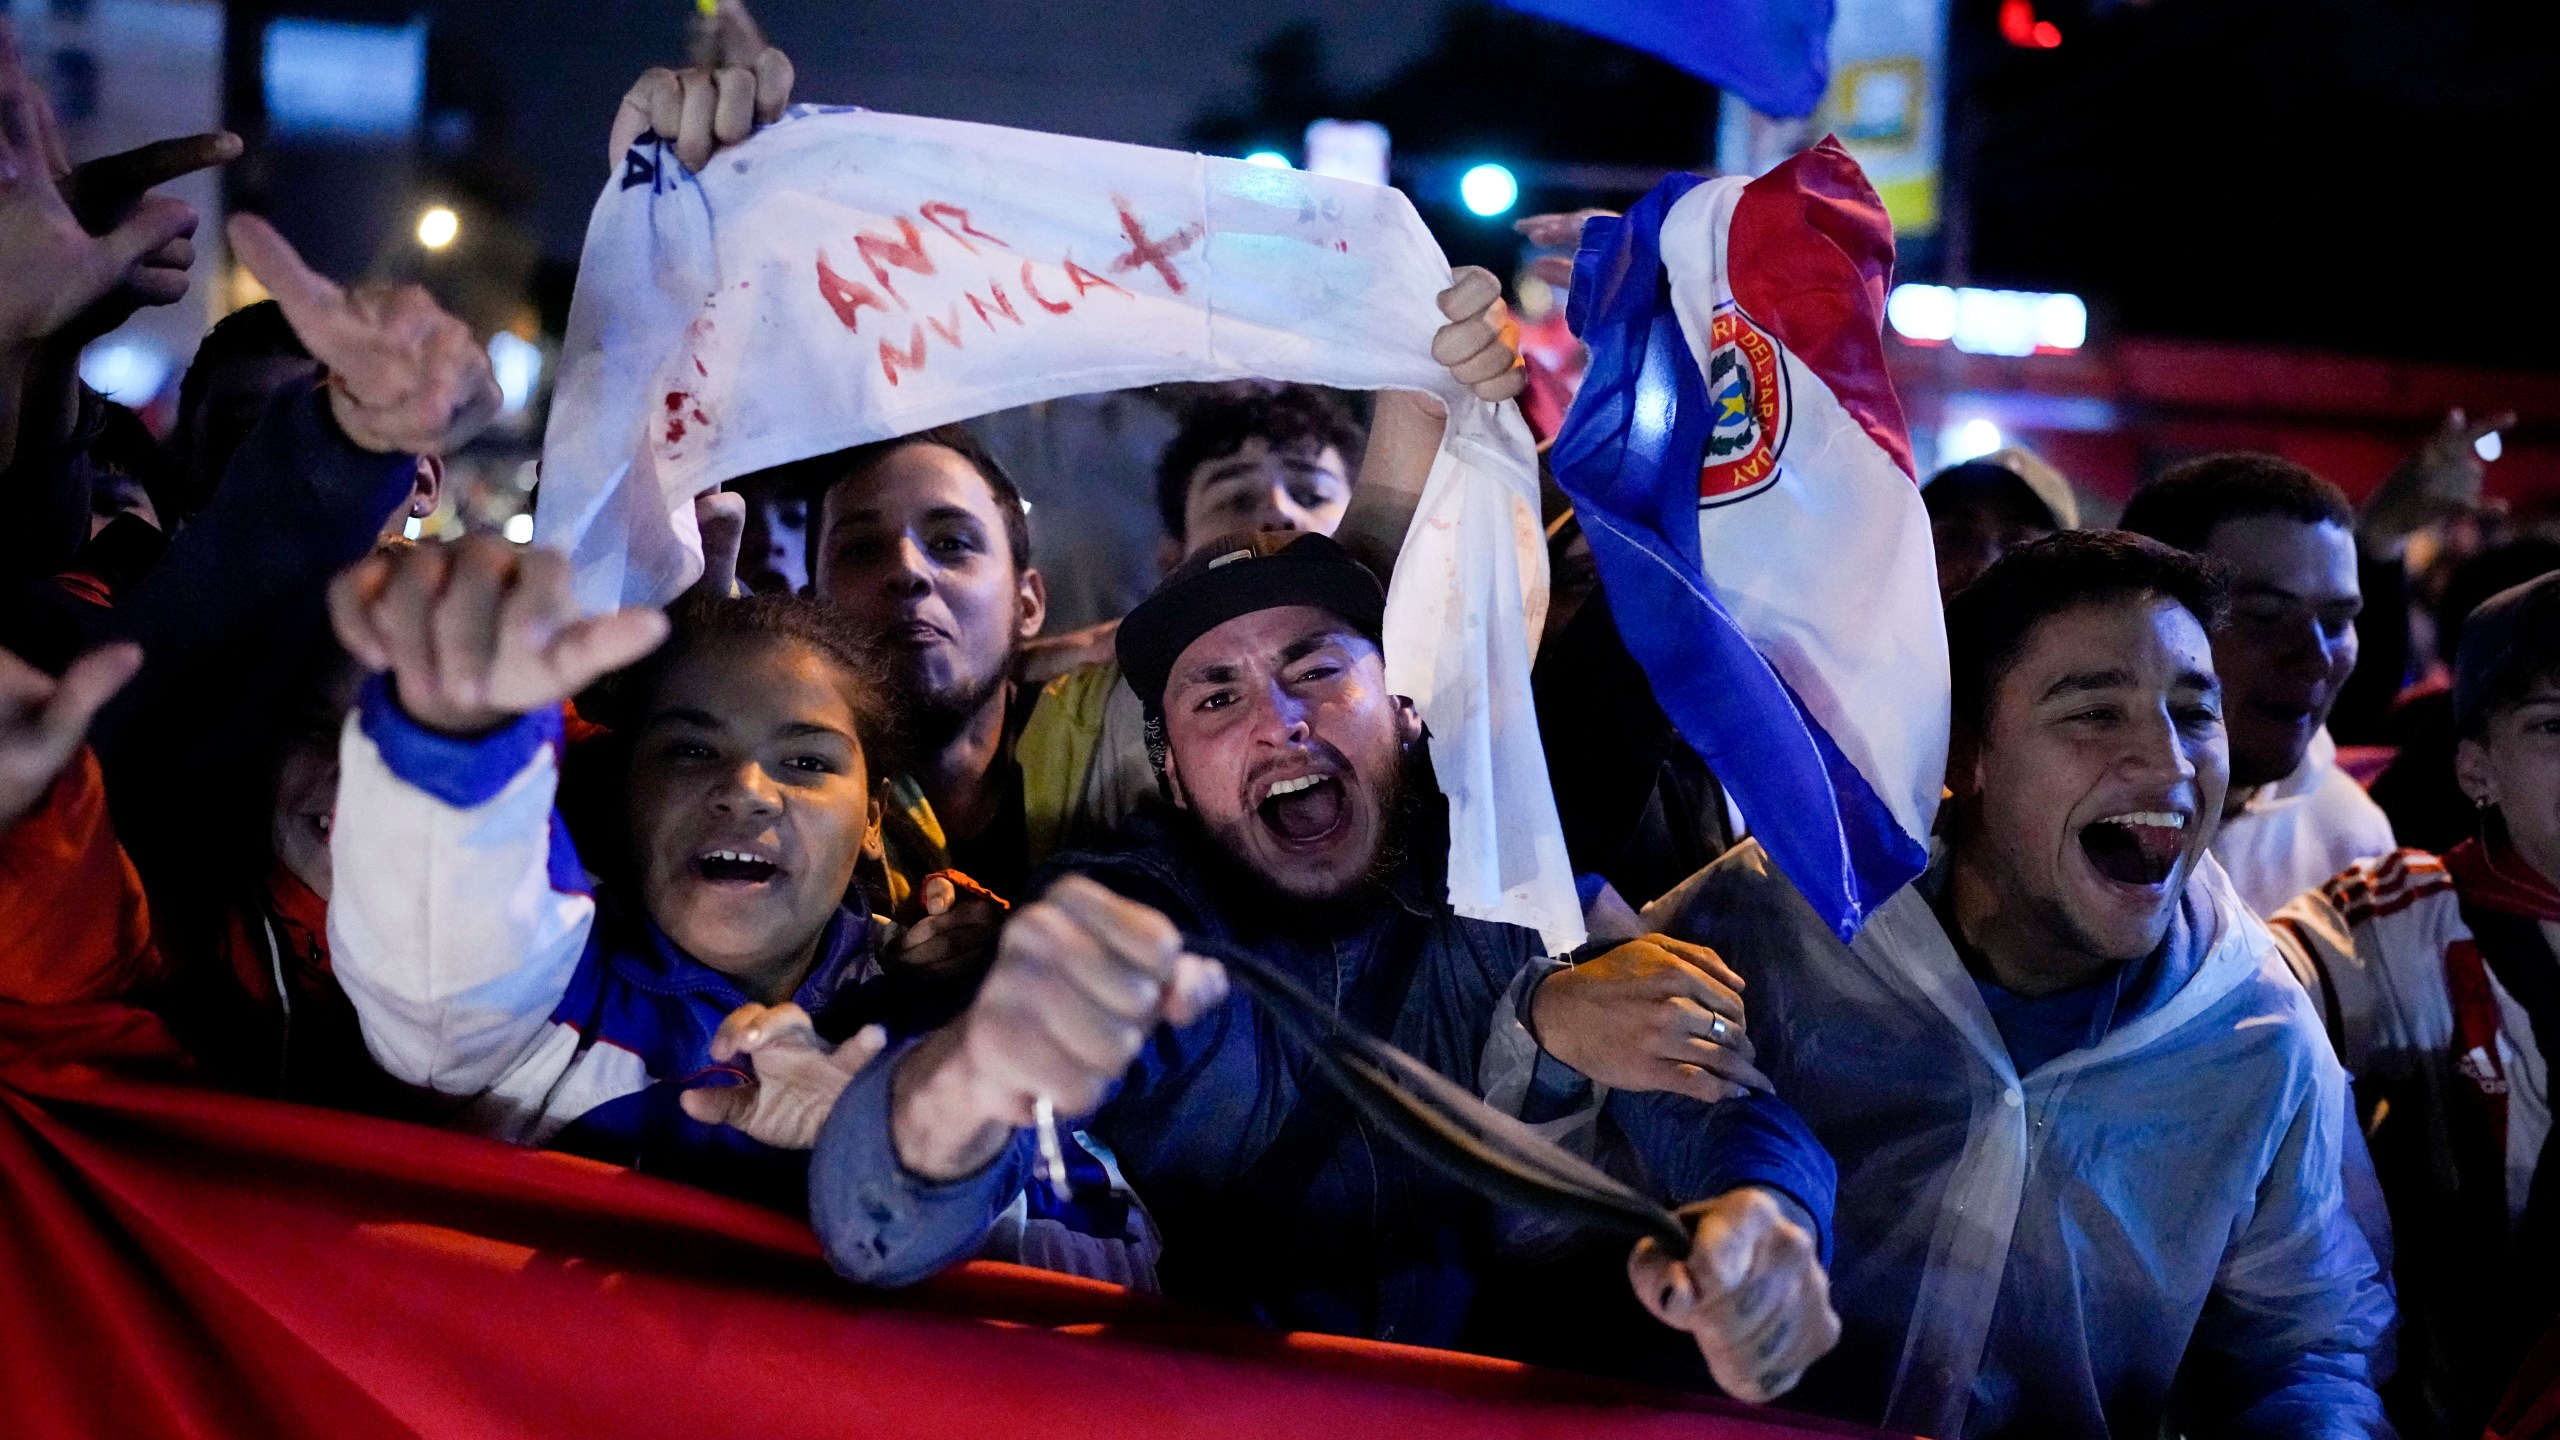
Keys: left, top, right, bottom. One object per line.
{"left": 1117, "top": 531, "right": 1387, "bottom": 714}
{"left": 2454, "top": 570, "right": 2560, "bottom": 737}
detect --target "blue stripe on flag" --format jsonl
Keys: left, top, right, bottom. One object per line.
{"left": 1552, "top": 177, "right": 1928, "bottom": 940}
{"left": 1492, "top": 0, "right": 1835, "bottom": 120}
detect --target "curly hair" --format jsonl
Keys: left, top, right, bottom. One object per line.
{"left": 1153, "top": 386, "right": 1365, "bottom": 543}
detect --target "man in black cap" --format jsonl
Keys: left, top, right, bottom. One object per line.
{"left": 2271, "top": 570, "right": 2560, "bottom": 1437}
{"left": 759, "top": 531, "right": 1844, "bottom": 1401}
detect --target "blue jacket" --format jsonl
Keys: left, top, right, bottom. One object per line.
{"left": 810, "top": 803, "right": 1836, "bottom": 1350}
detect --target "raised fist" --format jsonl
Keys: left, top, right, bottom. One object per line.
{"left": 607, "top": 0, "right": 794, "bottom": 174}
{"left": 1433, "top": 266, "right": 1526, "bottom": 404}
{"left": 890, "top": 876, "right": 1227, "bottom": 1181}
{"left": 1629, "top": 1187, "right": 1840, "bottom": 1403}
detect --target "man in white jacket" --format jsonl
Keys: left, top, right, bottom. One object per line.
{"left": 1644, "top": 530, "right": 2393, "bottom": 1437}
{"left": 2119, "top": 452, "right": 2396, "bottom": 916}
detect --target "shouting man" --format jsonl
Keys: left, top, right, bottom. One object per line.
{"left": 706, "top": 532, "right": 1845, "bottom": 1402}
{"left": 1643, "top": 531, "right": 2392, "bottom": 1435}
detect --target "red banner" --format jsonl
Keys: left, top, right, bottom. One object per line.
{"left": 0, "top": 1000, "right": 1887, "bottom": 1440}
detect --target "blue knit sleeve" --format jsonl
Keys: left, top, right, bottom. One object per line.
{"left": 1606, "top": 1087, "right": 1839, "bottom": 1263}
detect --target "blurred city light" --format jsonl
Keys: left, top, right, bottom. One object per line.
{"left": 1459, "top": 163, "right": 1518, "bottom": 217}
{"left": 488, "top": 331, "right": 543, "bottom": 416}
{"left": 1303, "top": 120, "right": 1389, "bottom": 186}
{"left": 2476, "top": 430, "right": 2505, "bottom": 462}
{"left": 503, "top": 513, "right": 536, "bottom": 544}
{"left": 1941, "top": 417, "right": 2006, "bottom": 468}
{"left": 262, "top": 17, "right": 426, "bottom": 138}
{"left": 1888, "top": 284, "right": 2086, "bottom": 356}
{"left": 79, "top": 337, "right": 175, "bottom": 405}
{"left": 1243, "top": 150, "right": 1292, "bottom": 169}
{"left": 417, "top": 205, "right": 460, "bottom": 250}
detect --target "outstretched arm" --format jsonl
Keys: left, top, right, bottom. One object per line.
{"left": 807, "top": 876, "right": 1224, "bottom": 1285}
{"left": 325, "top": 538, "right": 667, "bottom": 1131}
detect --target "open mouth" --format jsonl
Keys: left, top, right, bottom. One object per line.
{"left": 881, "top": 618, "right": 948, "bottom": 650}
{"left": 1256, "top": 772, "right": 1349, "bottom": 846}
{"left": 2077, "top": 810, "right": 2187, "bottom": 888}
{"left": 695, "top": 848, "right": 782, "bottom": 885}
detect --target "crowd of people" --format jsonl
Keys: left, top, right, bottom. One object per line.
{"left": 6, "top": 14, "right": 2560, "bottom": 1439}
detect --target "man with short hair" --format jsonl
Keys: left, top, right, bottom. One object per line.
{"left": 2121, "top": 452, "right": 2397, "bottom": 916}
{"left": 743, "top": 531, "right": 1844, "bottom": 1402}
{"left": 792, "top": 424, "right": 1045, "bottom": 903}
{"left": 1643, "top": 530, "right": 2392, "bottom": 1436}
{"left": 1018, "top": 384, "right": 1373, "bottom": 862}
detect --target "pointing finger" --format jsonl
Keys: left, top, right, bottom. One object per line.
{"left": 544, "top": 607, "right": 671, "bottom": 693}
{"left": 227, "top": 214, "right": 352, "bottom": 344}
{"left": 67, "top": 131, "right": 241, "bottom": 230}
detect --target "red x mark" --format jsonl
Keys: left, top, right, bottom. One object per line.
{"left": 1109, "top": 198, "right": 1202, "bottom": 294}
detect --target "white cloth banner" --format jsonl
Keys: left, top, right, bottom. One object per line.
{"left": 537, "top": 106, "right": 1583, "bottom": 952}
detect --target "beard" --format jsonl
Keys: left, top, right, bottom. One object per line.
{"left": 889, "top": 647, "right": 1012, "bottom": 751}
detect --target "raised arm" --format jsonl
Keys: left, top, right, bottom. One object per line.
{"left": 324, "top": 538, "right": 666, "bottom": 1129}
{"left": 1333, "top": 267, "right": 1526, "bottom": 582}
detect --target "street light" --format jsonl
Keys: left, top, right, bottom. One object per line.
{"left": 1243, "top": 150, "right": 1291, "bottom": 170}
{"left": 416, "top": 205, "right": 459, "bottom": 250}
{"left": 1458, "top": 163, "right": 1518, "bottom": 217}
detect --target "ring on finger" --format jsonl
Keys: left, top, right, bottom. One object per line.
{"left": 1708, "top": 1014, "right": 1729, "bottom": 1043}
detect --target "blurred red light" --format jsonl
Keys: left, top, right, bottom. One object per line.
{"left": 1999, "top": 0, "right": 2035, "bottom": 45}
{"left": 2000, "top": 0, "right": 2064, "bottom": 48}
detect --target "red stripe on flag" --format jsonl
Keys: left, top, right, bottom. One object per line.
{"left": 1727, "top": 138, "right": 1916, "bottom": 481}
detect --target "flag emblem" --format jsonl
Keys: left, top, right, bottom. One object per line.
{"left": 1699, "top": 302, "right": 1790, "bottom": 506}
